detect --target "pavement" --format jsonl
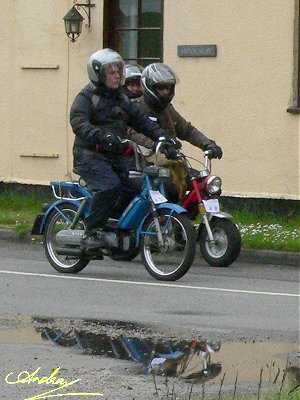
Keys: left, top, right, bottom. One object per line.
{"left": 0, "top": 227, "right": 298, "bottom": 267}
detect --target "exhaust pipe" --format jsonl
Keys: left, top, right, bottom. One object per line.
{"left": 55, "top": 247, "right": 82, "bottom": 256}
{"left": 55, "top": 247, "right": 103, "bottom": 260}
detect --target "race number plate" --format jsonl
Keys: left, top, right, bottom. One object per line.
{"left": 203, "top": 199, "right": 220, "bottom": 213}
{"left": 149, "top": 190, "right": 168, "bottom": 204}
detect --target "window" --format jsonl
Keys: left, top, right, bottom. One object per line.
{"left": 103, "top": 0, "right": 163, "bottom": 67}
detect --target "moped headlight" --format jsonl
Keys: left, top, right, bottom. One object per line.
{"left": 207, "top": 176, "right": 222, "bottom": 195}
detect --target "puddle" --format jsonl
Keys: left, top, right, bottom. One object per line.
{"left": 0, "top": 315, "right": 46, "bottom": 345}
{"left": 0, "top": 316, "right": 298, "bottom": 386}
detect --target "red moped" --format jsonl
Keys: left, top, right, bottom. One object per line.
{"left": 179, "top": 149, "right": 241, "bottom": 267}
{"left": 122, "top": 148, "right": 241, "bottom": 267}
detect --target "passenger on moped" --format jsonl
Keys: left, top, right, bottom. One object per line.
{"left": 128, "top": 63, "right": 223, "bottom": 202}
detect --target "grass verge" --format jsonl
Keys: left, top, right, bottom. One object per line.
{"left": 0, "top": 192, "right": 49, "bottom": 238}
{"left": 232, "top": 209, "right": 299, "bottom": 253}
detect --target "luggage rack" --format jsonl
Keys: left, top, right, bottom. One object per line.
{"left": 50, "top": 181, "right": 90, "bottom": 201}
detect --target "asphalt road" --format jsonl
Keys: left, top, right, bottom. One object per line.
{"left": 0, "top": 239, "right": 299, "bottom": 399}
{"left": 0, "top": 239, "right": 298, "bottom": 341}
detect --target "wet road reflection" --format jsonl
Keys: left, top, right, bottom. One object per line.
{"left": 35, "top": 317, "right": 221, "bottom": 382}
{"left": 32, "top": 317, "right": 299, "bottom": 386}
{"left": 0, "top": 315, "right": 298, "bottom": 387}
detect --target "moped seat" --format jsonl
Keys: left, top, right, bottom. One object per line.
{"left": 143, "top": 166, "right": 161, "bottom": 176}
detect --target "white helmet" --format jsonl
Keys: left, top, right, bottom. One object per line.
{"left": 87, "top": 48, "right": 125, "bottom": 87}
{"left": 125, "top": 64, "right": 143, "bottom": 84}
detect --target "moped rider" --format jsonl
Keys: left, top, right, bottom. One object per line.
{"left": 128, "top": 63, "right": 223, "bottom": 201}
{"left": 123, "top": 64, "right": 144, "bottom": 99}
{"left": 70, "top": 49, "right": 179, "bottom": 250}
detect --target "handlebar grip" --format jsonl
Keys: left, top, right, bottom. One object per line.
{"left": 204, "top": 149, "right": 214, "bottom": 160}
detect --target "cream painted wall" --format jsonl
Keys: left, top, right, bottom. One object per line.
{"left": 2, "top": 1, "right": 69, "bottom": 184}
{"left": 1, "top": 1, "right": 16, "bottom": 180}
{"left": 0, "top": 0, "right": 299, "bottom": 199}
{"left": 165, "top": 0, "right": 299, "bottom": 199}
{"left": 0, "top": 0, "right": 104, "bottom": 185}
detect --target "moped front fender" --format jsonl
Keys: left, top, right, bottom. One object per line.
{"left": 195, "top": 211, "right": 233, "bottom": 228}
{"left": 136, "top": 203, "right": 187, "bottom": 246}
{"left": 208, "top": 211, "right": 233, "bottom": 219}
{"left": 34, "top": 199, "right": 86, "bottom": 235}
{"left": 196, "top": 212, "right": 234, "bottom": 240}
{"left": 156, "top": 202, "right": 188, "bottom": 214}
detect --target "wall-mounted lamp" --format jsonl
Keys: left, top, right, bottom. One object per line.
{"left": 63, "top": 0, "right": 95, "bottom": 42}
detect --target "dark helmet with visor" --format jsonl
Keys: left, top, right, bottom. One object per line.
{"left": 87, "top": 48, "right": 125, "bottom": 88}
{"left": 141, "top": 63, "right": 179, "bottom": 109}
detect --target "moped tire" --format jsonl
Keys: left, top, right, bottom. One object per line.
{"left": 44, "top": 203, "right": 90, "bottom": 273}
{"left": 140, "top": 209, "right": 196, "bottom": 281}
{"left": 110, "top": 248, "right": 140, "bottom": 261}
{"left": 198, "top": 218, "right": 241, "bottom": 267}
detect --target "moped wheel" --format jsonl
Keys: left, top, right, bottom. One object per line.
{"left": 199, "top": 218, "right": 241, "bottom": 267}
{"left": 45, "top": 203, "right": 89, "bottom": 273}
{"left": 140, "top": 209, "right": 196, "bottom": 281}
{"left": 110, "top": 248, "right": 140, "bottom": 261}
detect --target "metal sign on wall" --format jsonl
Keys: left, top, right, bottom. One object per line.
{"left": 178, "top": 45, "right": 217, "bottom": 57}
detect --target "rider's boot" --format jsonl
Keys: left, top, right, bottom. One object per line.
{"left": 81, "top": 232, "right": 106, "bottom": 249}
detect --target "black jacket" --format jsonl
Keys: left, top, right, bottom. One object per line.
{"left": 70, "top": 84, "right": 165, "bottom": 161}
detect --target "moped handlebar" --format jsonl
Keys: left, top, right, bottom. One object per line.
{"left": 121, "top": 138, "right": 181, "bottom": 170}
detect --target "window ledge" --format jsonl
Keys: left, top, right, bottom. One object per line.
{"left": 287, "top": 107, "right": 300, "bottom": 114}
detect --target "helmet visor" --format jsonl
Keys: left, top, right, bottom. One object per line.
{"left": 103, "top": 61, "right": 125, "bottom": 86}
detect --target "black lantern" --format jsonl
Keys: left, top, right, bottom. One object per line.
{"left": 63, "top": 1, "right": 95, "bottom": 42}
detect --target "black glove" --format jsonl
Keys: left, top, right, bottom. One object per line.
{"left": 162, "top": 146, "right": 178, "bottom": 160}
{"left": 158, "top": 136, "right": 182, "bottom": 149}
{"left": 101, "top": 133, "right": 124, "bottom": 153}
{"left": 157, "top": 136, "right": 181, "bottom": 160}
{"left": 204, "top": 140, "right": 223, "bottom": 159}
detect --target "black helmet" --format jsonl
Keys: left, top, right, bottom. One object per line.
{"left": 141, "top": 63, "right": 179, "bottom": 109}
{"left": 87, "top": 48, "right": 125, "bottom": 87}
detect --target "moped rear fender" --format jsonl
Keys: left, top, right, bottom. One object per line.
{"left": 34, "top": 199, "right": 86, "bottom": 235}
{"left": 136, "top": 202, "right": 187, "bottom": 246}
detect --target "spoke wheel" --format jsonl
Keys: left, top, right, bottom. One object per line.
{"left": 45, "top": 203, "right": 89, "bottom": 273}
{"left": 199, "top": 218, "right": 241, "bottom": 267}
{"left": 140, "top": 209, "right": 196, "bottom": 281}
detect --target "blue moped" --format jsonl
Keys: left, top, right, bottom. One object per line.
{"left": 32, "top": 141, "right": 196, "bottom": 281}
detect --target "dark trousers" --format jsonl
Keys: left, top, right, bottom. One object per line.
{"left": 74, "top": 151, "right": 136, "bottom": 235}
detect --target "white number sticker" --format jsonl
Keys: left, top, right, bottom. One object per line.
{"left": 149, "top": 190, "right": 168, "bottom": 204}
{"left": 203, "top": 199, "right": 220, "bottom": 213}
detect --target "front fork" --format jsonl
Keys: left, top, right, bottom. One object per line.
{"left": 191, "top": 178, "right": 215, "bottom": 243}
{"left": 150, "top": 202, "right": 165, "bottom": 247}
{"left": 201, "top": 210, "right": 215, "bottom": 243}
